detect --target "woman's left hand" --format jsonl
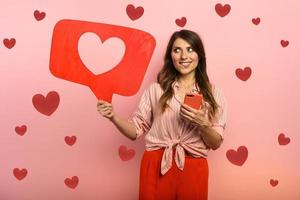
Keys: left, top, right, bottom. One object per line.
{"left": 179, "top": 103, "right": 211, "bottom": 127}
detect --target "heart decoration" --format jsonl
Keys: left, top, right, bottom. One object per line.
{"left": 226, "top": 146, "right": 248, "bottom": 166}
{"left": 64, "top": 176, "right": 79, "bottom": 189}
{"left": 13, "top": 168, "right": 28, "bottom": 180}
{"left": 32, "top": 91, "right": 60, "bottom": 116}
{"left": 252, "top": 17, "right": 260, "bottom": 25}
{"left": 15, "top": 125, "right": 27, "bottom": 136}
{"left": 270, "top": 179, "right": 278, "bottom": 187}
{"left": 175, "top": 17, "right": 187, "bottom": 27}
{"left": 65, "top": 136, "right": 77, "bottom": 146}
{"left": 34, "top": 10, "right": 46, "bottom": 21}
{"left": 280, "top": 40, "right": 289, "bottom": 47}
{"left": 278, "top": 133, "right": 290, "bottom": 145}
{"left": 119, "top": 145, "right": 135, "bottom": 161}
{"left": 126, "top": 4, "right": 144, "bottom": 21}
{"left": 235, "top": 67, "right": 252, "bottom": 81}
{"left": 215, "top": 3, "right": 231, "bottom": 17}
{"left": 3, "top": 38, "right": 16, "bottom": 49}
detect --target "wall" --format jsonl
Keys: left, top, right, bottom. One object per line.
{"left": 1, "top": 0, "right": 299, "bottom": 199}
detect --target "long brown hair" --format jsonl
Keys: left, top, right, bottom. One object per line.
{"left": 157, "top": 29, "right": 218, "bottom": 120}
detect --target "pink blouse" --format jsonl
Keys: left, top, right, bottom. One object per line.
{"left": 130, "top": 82, "right": 227, "bottom": 175}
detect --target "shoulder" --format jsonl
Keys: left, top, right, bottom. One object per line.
{"left": 211, "top": 85, "right": 225, "bottom": 97}
{"left": 149, "top": 82, "right": 162, "bottom": 90}
{"left": 146, "top": 82, "right": 163, "bottom": 94}
{"left": 211, "top": 85, "right": 226, "bottom": 106}
{"left": 141, "top": 82, "right": 163, "bottom": 104}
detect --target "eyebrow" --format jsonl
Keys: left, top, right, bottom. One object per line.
{"left": 172, "top": 46, "right": 192, "bottom": 49}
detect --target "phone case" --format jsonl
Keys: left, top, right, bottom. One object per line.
{"left": 184, "top": 93, "right": 203, "bottom": 109}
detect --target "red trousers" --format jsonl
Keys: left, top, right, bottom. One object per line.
{"left": 139, "top": 149, "right": 209, "bottom": 200}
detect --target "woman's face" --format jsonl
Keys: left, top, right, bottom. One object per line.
{"left": 171, "top": 38, "right": 199, "bottom": 77}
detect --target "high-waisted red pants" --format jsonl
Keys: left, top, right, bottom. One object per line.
{"left": 139, "top": 149, "right": 209, "bottom": 200}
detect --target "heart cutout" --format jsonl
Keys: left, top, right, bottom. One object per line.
{"left": 13, "top": 168, "right": 28, "bottom": 180}
{"left": 278, "top": 133, "right": 290, "bottom": 145}
{"left": 34, "top": 10, "right": 46, "bottom": 21}
{"left": 15, "top": 125, "right": 27, "bottom": 136}
{"left": 119, "top": 145, "right": 135, "bottom": 161}
{"left": 252, "top": 17, "right": 260, "bottom": 25}
{"left": 32, "top": 91, "right": 60, "bottom": 116}
{"left": 64, "top": 176, "right": 79, "bottom": 189}
{"left": 226, "top": 146, "right": 248, "bottom": 166}
{"left": 65, "top": 136, "right": 77, "bottom": 146}
{"left": 215, "top": 3, "right": 231, "bottom": 17}
{"left": 126, "top": 4, "right": 144, "bottom": 20}
{"left": 281, "top": 40, "right": 289, "bottom": 47}
{"left": 3, "top": 38, "right": 16, "bottom": 49}
{"left": 270, "top": 179, "right": 278, "bottom": 187}
{"left": 235, "top": 67, "right": 252, "bottom": 81}
{"left": 78, "top": 32, "right": 125, "bottom": 75}
{"left": 175, "top": 17, "right": 187, "bottom": 27}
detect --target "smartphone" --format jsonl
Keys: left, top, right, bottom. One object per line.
{"left": 184, "top": 93, "right": 203, "bottom": 109}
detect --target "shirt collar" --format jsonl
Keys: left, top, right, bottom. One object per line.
{"left": 172, "top": 80, "right": 200, "bottom": 93}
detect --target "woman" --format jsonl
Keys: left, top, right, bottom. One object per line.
{"left": 97, "top": 29, "right": 227, "bottom": 200}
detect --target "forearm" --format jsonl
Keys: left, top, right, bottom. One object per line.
{"left": 199, "top": 125, "right": 222, "bottom": 150}
{"left": 110, "top": 115, "right": 137, "bottom": 140}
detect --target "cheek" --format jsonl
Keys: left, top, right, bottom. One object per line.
{"left": 191, "top": 53, "right": 199, "bottom": 61}
{"left": 192, "top": 55, "right": 199, "bottom": 66}
{"left": 171, "top": 53, "right": 177, "bottom": 60}
{"left": 171, "top": 54, "right": 179, "bottom": 64}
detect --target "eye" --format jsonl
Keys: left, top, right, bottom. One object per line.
{"left": 173, "top": 48, "right": 181, "bottom": 53}
{"left": 187, "top": 47, "right": 194, "bottom": 52}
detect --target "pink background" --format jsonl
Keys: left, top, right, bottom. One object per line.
{"left": 1, "top": 0, "right": 300, "bottom": 199}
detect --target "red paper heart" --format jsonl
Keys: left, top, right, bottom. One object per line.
{"left": 65, "top": 136, "right": 77, "bottom": 146}
{"left": 215, "top": 3, "right": 231, "bottom": 17}
{"left": 15, "top": 125, "right": 27, "bottom": 136}
{"left": 32, "top": 91, "right": 60, "bottom": 116}
{"left": 252, "top": 17, "right": 260, "bottom": 25}
{"left": 3, "top": 38, "right": 16, "bottom": 49}
{"left": 278, "top": 133, "right": 290, "bottom": 145}
{"left": 175, "top": 17, "right": 187, "bottom": 27}
{"left": 281, "top": 40, "right": 289, "bottom": 47}
{"left": 226, "top": 146, "right": 248, "bottom": 166}
{"left": 13, "top": 168, "right": 28, "bottom": 180}
{"left": 126, "top": 4, "right": 144, "bottom": 20}
{"left": 119, "top": 145, "right": 135, "bottom": 161}
{"left": 64, "top": 176, "right": 79, "bottom": 189}
{"left": 34, "top": 10, "right": 46, "bottom": 21}
{"left": 270, "top": 179, "right": 278, "bottom": 187}
{"left": 235, "top": 67, "right": 252, "bottom": 81}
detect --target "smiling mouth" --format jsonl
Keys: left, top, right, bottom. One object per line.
{"left": 179, "top": 61, "right": 192, "bottom": 67}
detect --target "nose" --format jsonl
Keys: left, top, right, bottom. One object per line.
{"left": 180, "top": 50, "right": 188, "bottom": 60}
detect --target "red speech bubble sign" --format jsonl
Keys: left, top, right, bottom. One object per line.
{"left": 49, "top": 19, "right": 156, "bottom": 102}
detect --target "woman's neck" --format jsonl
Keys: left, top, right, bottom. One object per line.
{"left": 178, "top": 74, "right": 196, "bottom": 88}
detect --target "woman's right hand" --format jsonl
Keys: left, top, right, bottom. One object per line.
{"left": 97, "top": 100, "right": 137, "bottom": 140}
{"left": 97, "top": 100, "right": 115, "bottom": 120}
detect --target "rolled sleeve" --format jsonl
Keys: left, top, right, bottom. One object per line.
{"left": 129, "top": 86, "right": 153, "bottom": 138}
{"left": 211, "top": 87, "right": 227, "bottom": 140}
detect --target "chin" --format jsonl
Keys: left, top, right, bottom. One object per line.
{"left": 178, "top": 70, "right": 194, "bottom": 76}
{"left": 176, "top": 67, "right": 196, "bottom": 74}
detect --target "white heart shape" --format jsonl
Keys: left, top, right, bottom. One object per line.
{"left": 78, "top": 32, "right": 125, "bottom": 75}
